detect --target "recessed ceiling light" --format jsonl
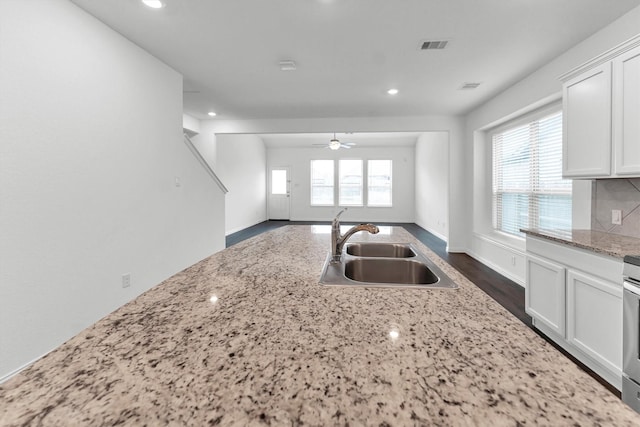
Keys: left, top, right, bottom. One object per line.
{"left": 208, "top": 112, "right": 217, "bottom": 117}
{"left": 142, "top": 0, "right": 165, "bottom": 9}
{"left": 279, "top": 60, "right": 297, "bottom": 71}
{"left": 387, "top": 88, "right": 399, "bottom": 95}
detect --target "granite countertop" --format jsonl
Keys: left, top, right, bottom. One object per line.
{"left": 1, "top": 225, "right": 639, "bottom": 425}
{"left": 521, "top": 228, "right": 640, "bottom": 259}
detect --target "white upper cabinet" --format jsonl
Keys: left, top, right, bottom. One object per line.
{"left": 562, "top": 63, "right": 612, "bottom": 178}
{"left": 613, "top": 45, "right": 640, "bottom": 175}
{"left": 561, "top": 34, "right": 640, "bottom": 179}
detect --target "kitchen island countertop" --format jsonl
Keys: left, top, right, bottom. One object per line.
{"left": 1, "top": 225, "right": 639, "bottom": 425}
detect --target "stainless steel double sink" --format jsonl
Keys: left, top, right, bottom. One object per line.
{"left": 319, "top": 242, "right": 458, "bottom": 289}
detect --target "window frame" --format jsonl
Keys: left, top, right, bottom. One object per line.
{"left": 309, "top": 157, "right": 394, "bottom": 208}
{"left": 489, "top": 102, "right": 570, "bottom": 238}
{"left": 338, "top": 158, "right": 364, "bottom": 206}
{"left": 310, "top": 159, "right": 335, "bottom": 206}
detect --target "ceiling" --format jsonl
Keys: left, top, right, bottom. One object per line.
{"left": 70, "top": 0, "right": 640, "bottom": 121}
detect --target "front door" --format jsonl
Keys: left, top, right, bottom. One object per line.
{"left": 268, "top": 167, "right": 290, "bottom": 220}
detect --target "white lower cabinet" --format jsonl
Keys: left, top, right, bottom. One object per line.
{"left": 566, "top": 270, "right": 622, "bottom": 376}
{"left": 525, "top": 254, "right": 566, "bottom": 337}
{"left": 525, "top": 235, "right": 623, "bottom": 389}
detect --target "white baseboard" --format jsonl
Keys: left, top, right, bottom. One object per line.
{"left": 445, "top": 246, "right": 468, "bottom": 253}
{"left": 0, "top": 352, "right": 50, "bottom": 384}
{"left": 225, "top": 219, "right": 268, "bottom": 236}
{"left": 466, "top": 249, "right": 525, "bottom": 287}
{"left": 413, "top": 220, "right": 448, "bottom": 242}
{"left": 427, "top": 228, "right": 448, "bottom": 242}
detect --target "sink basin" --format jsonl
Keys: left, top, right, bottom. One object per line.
{"left": 345, "top": 242, "right": 415, "bottom": 258}
{"left": 319, "top": 242, "right": 457, "bottom": 289}
{"left": 345, "top": 258, "right": 438, "bottom": 284}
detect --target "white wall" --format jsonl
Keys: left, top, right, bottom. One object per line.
{"left": 183, "top": 113, "right": 201, "bottom": 135}
{"left": 216, "top": 134, "right": 267, "bottom": 234}
{"left": 267, "top": 146, "right": 415, "bottom": 223}
{"left": 0, "top": 0, "right": 226, "bottom": 380}
{"left": 415, "top": 132, "right": 449, "bottom": 241}
{"left": 465, "top": 5, "right": 640, "bottom": 285}
{"left": 201, "top": 115, "right": 467, "bottom": 248}
{"left": 191, "top": 132, "right": 218, "bottom": 172}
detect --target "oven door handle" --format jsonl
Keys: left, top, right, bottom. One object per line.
{"left": 624, "top": 281, "right": 640, "bottom": 297}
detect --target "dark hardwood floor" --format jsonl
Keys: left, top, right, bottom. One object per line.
{"left": 226, "top": 220, "right": 619, "bottom": 397}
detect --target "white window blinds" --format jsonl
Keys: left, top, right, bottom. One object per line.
{"left": 339, "top": 159, "right": 363, "bottom": 206}
{"left": 492, "top": 110, "right": 571, "bottom": 236}
{"left": 310, "top": 160, "right": 334, "bottom": 206}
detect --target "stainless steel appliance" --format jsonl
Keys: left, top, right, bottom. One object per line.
{"left": 623, "top": 255, "right": 640, "bottom": 412}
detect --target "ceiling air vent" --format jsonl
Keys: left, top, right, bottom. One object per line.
{"left": 460, "top": 82, "right": 481, "bottom": 90}
{"left": 421, "top": 40, "right": 448, "bottom": 50}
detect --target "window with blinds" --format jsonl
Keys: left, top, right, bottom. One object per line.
{"left": 339, "top": 159, "right": 363, "bottom": 206}
{"left": 310, "top": 160, "right": 334, "bottom": 206}
{"left": 492, "top": 109, "right": 571, "bottom": 236}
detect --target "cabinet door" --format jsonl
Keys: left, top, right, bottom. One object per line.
{"left": 613, "top": 45, "right": 640, "bottom": 176}
{"left": 567, "top": 270, "right": 622, "bottom": 376}
{"left": 525, "top": 254, "right": 566, "bottom": 337}
{"left": 563, "top": 63, "right": 612, "bottom": 178}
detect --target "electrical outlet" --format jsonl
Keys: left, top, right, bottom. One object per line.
{"left": 122, "top": 273, "right": 131, "bottom": 288}
{"left": 612, "top": 209, "right": 622, "bottom": 225}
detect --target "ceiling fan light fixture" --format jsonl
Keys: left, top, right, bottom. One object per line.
{"left": 329, "top": 139, "right": 341, "bottom": 150}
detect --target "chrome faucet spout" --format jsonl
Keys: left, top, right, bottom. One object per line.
{"left": 331, "top": 209, "right": 379, "bottom": 261}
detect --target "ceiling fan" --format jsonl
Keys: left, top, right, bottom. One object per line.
{"left": 313, "top": 133, "right": 356, "bottom": 150}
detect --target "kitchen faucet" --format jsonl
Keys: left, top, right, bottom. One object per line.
{"left": 331, "top": 208, "right": 379, "bottom": 261}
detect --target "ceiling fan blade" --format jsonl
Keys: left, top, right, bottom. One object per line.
{"left": 340, "top": 144, "right": 351, "bottom": 149}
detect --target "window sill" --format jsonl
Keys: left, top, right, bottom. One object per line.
{"left": 474, "top": 230, "right": 526, "bottom": 253}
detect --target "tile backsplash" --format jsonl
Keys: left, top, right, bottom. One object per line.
{"left": 591, "top": 178, "right": 640, "bottom": 238}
